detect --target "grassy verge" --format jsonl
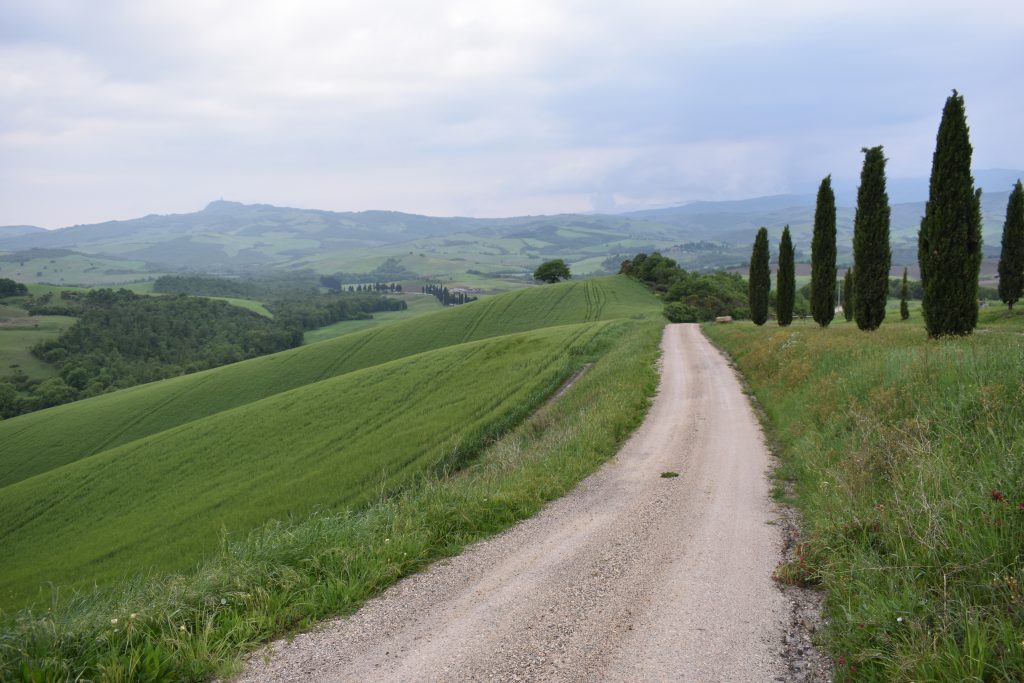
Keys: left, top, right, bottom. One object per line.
{"left": 0, "top": 319, "right": 663, "bottom": 682}
{"left": 703, "top": 313, "right": 1024, "bottom": 681}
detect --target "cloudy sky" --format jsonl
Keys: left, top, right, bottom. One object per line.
{"left": 2, "top": 0, "right": 1022, "bottom": 227}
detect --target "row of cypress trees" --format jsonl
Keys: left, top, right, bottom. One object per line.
{"left": 748, "top": 90, "right": 1024, "bottom": 336}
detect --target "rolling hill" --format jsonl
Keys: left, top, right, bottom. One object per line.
{"left": 0, "top": 276, "right": 657, "bottom": 489}
{"left": 2, "top": 169, "right": 1018, "bottom": 286}
{"left": 0, "top": 276, "right": 660, "bottom": 605}
{"left": 0, "top": 321, "right": 621, "bottom": 604}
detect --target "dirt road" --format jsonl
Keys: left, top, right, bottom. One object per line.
{"left": 236, "top": 323, "right": 788, "bottom": 682}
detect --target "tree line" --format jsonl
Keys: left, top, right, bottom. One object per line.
{"left": 422, "top": 282, "right": 477, "bottom": 306}
{"left": 748, "top": 91, "right": 1023, "bottom": 335}
{"left": 619, "top": 252, "right": 748, "bottom": 321}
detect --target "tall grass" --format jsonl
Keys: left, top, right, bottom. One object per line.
{"left": 0, "top": 276, "right": 658, "bottom": 488}
{"left": 0, "top": 319, "right": 662, "bottom": 682}
{"left": 704, "top": 312, "right": 1024, "bottom": 681}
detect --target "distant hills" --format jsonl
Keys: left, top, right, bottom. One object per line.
{"left": 0, "top": 169, "right": 1019, "bottom": 285}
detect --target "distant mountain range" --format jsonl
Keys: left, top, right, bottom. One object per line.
{"left": 0, "top": 169, "right": 1019, "bottom": 284}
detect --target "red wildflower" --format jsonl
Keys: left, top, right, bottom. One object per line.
{"left": 991, "top": 489, "right": 1006, "bottom": 502}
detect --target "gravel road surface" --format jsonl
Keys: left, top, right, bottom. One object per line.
{"left": 235, "top": 323, "right": 789, "bottom": 682}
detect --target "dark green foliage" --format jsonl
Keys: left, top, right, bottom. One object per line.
{"left": 852, "top": 146, "right": 891, "bottom": 331}
{"left": 534, "top": 259, "right": 571, "bottom": 283}
{"left": 31, "top": 290, "right": 299, "bottom": 401}
{"left": 900, "top": 267, "right": 910, "bottom": 320}
{"left": 155, "top": 272, "right": 407, "bottom": 331}
{"left": 918, "top": 90, "right": 983, "bottom": 336}
{"left": 811, "top": 176, "right": 837, "bottom": 327}
{"left": 843, "top": 269, "right": 854, "bottom": 321}
{"left": 997, "top": 180, "right": 1024, "bottom": 310}
{"left": 663, "top": 301, "right": 699, "bottom": 323}
{"left": 0, "top": 278, "right": 28, "bottom": 297}
{"left": 153, "top": 271, "right": 321, "bottom": 298}
{"left": 777, "top": 226, "right": 795, "bottom": 326}
{"left": 619, "top": 252, "right": 749, "bottom": 321}
{"left": 422, "top": 281, "right": 476, "bottom": 306}
{"left": 749, "top": 228, "right": 770, "bottom": 326}
{"left": 267, "top": 292, "right": 406, "bottom": 331}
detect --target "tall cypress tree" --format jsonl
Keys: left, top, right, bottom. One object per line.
{"left": 997, "top": 180, "right": 1024, "bottom": 310}
{"left": 852, "top": 146, "right": 891, "bottom": 331}
{"left": 777, "top": 226, "right": 795, "bottom": 326}
{"left": 900, "top": 267, "right": 910, "bottom": 320}
{"left": 842, "top": 268, "right": 854, "bottom": 321}
{"left": 810, "top": 175, "right": 837, "bottom": 327}
{"left": 749, "top": 227, "right": 770, "bottom": 326}
{"left": 918, "top": 90, "right": 983, "bottom": 336}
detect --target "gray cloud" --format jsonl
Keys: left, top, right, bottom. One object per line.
{"left": 1, "top": 0, "right": 1022, "bottom": 226}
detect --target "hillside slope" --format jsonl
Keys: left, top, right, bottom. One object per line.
{"left": 0, "top": 277, "right": 658, "bottom": 488}
{"left": 0, "top": 321, "right": 621, "bottom": 605}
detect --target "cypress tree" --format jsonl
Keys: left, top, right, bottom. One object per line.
{"left": 748, "top": 227, "right": 770, "bottom": 326}
{"left": 842, "top": 268, "right": 854, "bottom": 321}
{"left": 810, "top": 175, "right": 837, "bottom": 327}
{"left": 997, "top": 180, "right": 1024, "bottom": 310}
{"left": 777, "top": 226, "right": 795, "bottom": 326}
{"left": 918, "top": 90, "right": 983, "bottom": 336}
{"left": 900, "top": 267, "right": 910, "bottom": 320}
{"left": 852, "top": 146, "right": 891, "bottom": 331}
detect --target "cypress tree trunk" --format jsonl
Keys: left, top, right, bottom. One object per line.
{"left": 900, "top": 267, "right": 910, "bottom": 320}
{"left": 749, "top": 227, "right": 770, "bottom": 326}
{"left": 918, "top": 90, "right": 983, "bottom": 336}
{"left": 810, "top": 175, "right": 837, "bottom": 327}
{"left": 777, "top": 226, "right": 795, "bottom": 326}
{"left": 842, "top": 268, "right": 854, "bottom": 321}
{"left": 997, "top": 180, "right": 1024, "bottom": 311}
{"left": 853, "top": 146, "right": 891, "bottom": 331}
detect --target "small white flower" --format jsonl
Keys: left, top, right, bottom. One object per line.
{"left": 220, "top": 598, "right": 227, "bottom": 605}
{"left": 897, "top": 617, "right": 904, "bottom": 623}
{"left": 110, "top": 618, "right": 118, "bottom": 625}
{"left": 179, "top": 625, "right": 187, "bottom": 631}
{"left": 129, "top": 613, "right": 137, "bottom": 619}
{"left": 384, "top": 538, "right": 390, "bottom": 543}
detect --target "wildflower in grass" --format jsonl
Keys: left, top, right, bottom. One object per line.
{"left": 129, "top": 613, "right": 137, "bottom": 619}
{"left": 992, "top": 489, "right": 1006, "bottom": 502}
{"left": 110, "top": 618, "right": 118, "bottom": 625}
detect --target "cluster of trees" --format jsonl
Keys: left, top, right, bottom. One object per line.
{"left": 153, "top": 271, "right": 322, "bottom": 299}
{"left": 422, "top": 282, "right": 476, "bottom": 306}
{"left": 319, "top": 258, "right": 417, "bottom": 288}
{"left": 619, "top": 252, "right": 748, "bottom": 321}
{"left": 0, "top": 284, "right": 409, "bottom": 418}
{"left": 0, "top": 290, "right": 300, "bottom": 417}
{"left": 266, "top": 292, "right": 406, "bottom": 332}
{"left": 155, "top": 272, "right": 407, "bottom": 332}
{"left": 332, "top": 282, "right": 404, "bottom": 293}
{"left": 0, "top": 278, "right": 28, "bottom": 297}
{"left": 749, "top": 91, "right": 1023, "bottom": 336}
